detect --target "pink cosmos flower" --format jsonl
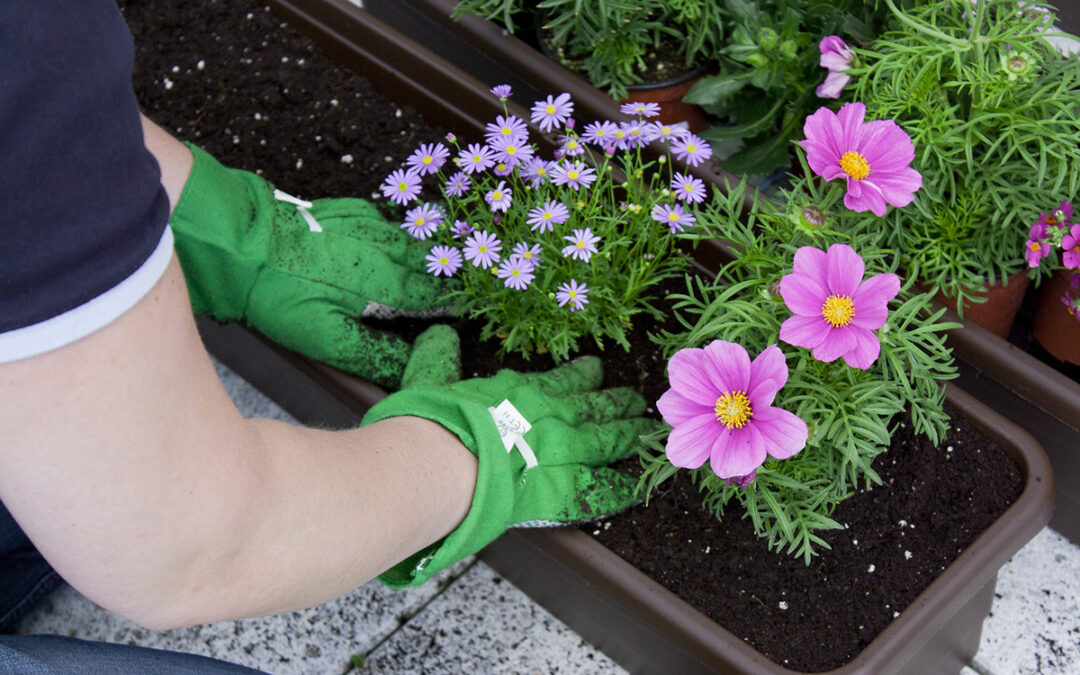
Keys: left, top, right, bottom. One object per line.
{"left": 779, "top": 244, "right": 901, "bottom": 370}
{"left": 800, "top": 103, "right": 922, "bottom": 217}
{"left": 657, "top": 341, "right": 808, "bottom": 479}
{"left": 816, "top": 36, "right": 854, "bottom": 99}
{"left": 1062, "top": 224, "right": 1080, "bottom": 269}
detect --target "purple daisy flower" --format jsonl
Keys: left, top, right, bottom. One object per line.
{"left": 463, "top": 230, "right": 502, "bottom": 269}
{"left": 562, "top": 227, "right": 600, "bottom": 262}
{"left": 484, "top": 114, "right": 529, "bottom": 144}
{"left": 531, "top": 92, "right": 574, "bottom": 132}
{"left": 512, "top": 242, "right": 543, "bottom": 266}
{"left": 444, "top": 171, "right": 471, "bottom": 197}
{"left": 800, "top": 103, "right": 922, "bottom": 217}
{"left": 620, "top": 101, "right": 662, "bottom": 118}
{"left": 520, "top": 158, "right": 555, "bottom": 187}
{"left": 657, "top": 341, "right": 808, "bottom": 479}
{"left": 450, "top": 219, "right": 474, "bottom": 239}
{"left": 816, "top": 36, "right": 855, "bottom": 99}
{"left": 555, "top": 279, "right": 589, "bottom": 311}
{"left": 492, "top": 161, "right": 513, "bottom": 177}
{"left": 671, "top": 133, "right": 713, "bottom": 167}
{"left": 489, "top": 134, "right": 535, "bottom": 167}
{"left": 496, "top": 256, "right": 535, "bottom": 290}
{"left": 651, "top": 203, "right": 697, "bottom": 233}
{"left": 671, "top": 173, "right": 707, "bottom": 203}
{"left": 619, "top": 120, "right": 647, "bottom": 149}
{"left": 779, "top": 244, "right": 901, "bottom": 369}
{"left": 490, "top": 84, "right": 513, "bottom": 100}
{"left": 380, "top": 168, "right": 422, "bottom": 206}
{"left": 457, "top": 143, "right": 497, "bottom": 175}
{"left": 559, "top": 133, "right": 586, "bottom": 157}
{"left": 643, "top": 121, "right": 689, "bottom": 144}
{"left": 581, "top": 120, "right": 619, "bottom": 146}
{"left": 401, "top": 203, "right": 443, "bottom": 240}
{"left": 550, "top": 161, "right": 597, "bottom": 190}
{"left": 527, "top": 200, "right": 570, "bottom": 233}
{"left": 425, "top": 245, "right": 462, "bottom": 277}
{"left": 406, "top": 142, "right": 450, "bottom": 176}
{"left": 485, "top": 180, "right": 513, "bottom": 213}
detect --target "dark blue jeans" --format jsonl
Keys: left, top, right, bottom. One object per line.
{"left": 0, "top": 500, "right": 264, "bottom": 673}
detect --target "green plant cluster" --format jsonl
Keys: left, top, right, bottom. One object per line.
{"left": 451, "top": 0, "right": 724, "bottom": 100}
{"left": 845, "top": 0, "right": 1080, "bottom": 307}
{"left": 638, "top": 162, "right": 959, "bottom": 563}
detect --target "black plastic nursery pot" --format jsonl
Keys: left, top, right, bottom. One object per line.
{"left": 350, "top": 0, "right": 1080, "bottom": 545}
{"left": 188, "top": 3, "right": 1058, "bottom": 674}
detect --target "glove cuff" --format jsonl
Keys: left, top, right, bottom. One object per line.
{"left": 362, "top": 388, "right": 514, "bottom": 587}
{"left": 170, "top": 143, "right": 275, "bottom": 319}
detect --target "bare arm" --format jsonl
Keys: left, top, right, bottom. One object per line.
{"left": 0, "top": 120, "right": 477, "bottom": 630}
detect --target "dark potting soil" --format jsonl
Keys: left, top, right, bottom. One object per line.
{"left": 121, "top": 1, "right": 1025, "bottom": 671}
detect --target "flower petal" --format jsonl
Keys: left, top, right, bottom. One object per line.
{"left": 868, "top": 167, "right": 923, "bottom": 209}
{"left": 703, "top": 340, "right": 752, "bottom": 393}
{"left": 665, "top": 413, "right": 717, "bottom": 468}
{"left": 826, "top": 243, "right": 864, "bottom": 297}
{"left": 852, "top": 273, "right": 901, "bottom": 330}
{"left": 749, "top": 344, "right": 789, "bottom": 394}
{"left": 665, "top": 348, "right": 718, "bottom": 407}
{"left": 780, "top": 315, "right": 831, "bottom": 350}
{"left": 754, "top": 406, "right": 809, "bottom": 460}
{"left": 793, "top": 246, "right": 829, "bottom": 280}
{"left": 709, "top": 425, "right": 767, "bottom": 479}
{"left": 816, "top": 71, "right": 850, "bottom": 99}
{"left": 812, "top": 326, "right": 857, "bottom": 363}
{"left": 842, "top": 325, "right": 882, "bottom": 369}
{"left": 844, "top": 178, "right": 887, "bottom": 217}
{"left": 836, "top": 102, "right": 867, "bottom": 148}
{"left": 858, "top": 120, "right": 915, "bottom": 170}
{"left": 780, "top": 272, "right": 828, "bottom": 316}
{"left": 656, "top": 389, "right": 707, "bottom": 427}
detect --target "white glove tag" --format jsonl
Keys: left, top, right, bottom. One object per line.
{"left": 273, "top": 189, "right": 323, "bottom": 232}
{"left": 487, "top": 399, "right": 538, "bottom": 469}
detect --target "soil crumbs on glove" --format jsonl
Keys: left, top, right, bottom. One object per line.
{"left": 122, "top": 1, "right": 1025, "bottom": 671}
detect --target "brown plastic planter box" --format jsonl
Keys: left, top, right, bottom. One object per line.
{"left": 359, "top": 0, "right": 1080, "bottom": 544}
{"left": 203, "top": 2, "right": 1056, "bottom": 673}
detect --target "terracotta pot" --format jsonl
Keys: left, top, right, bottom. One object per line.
{"left": 931, "top": 271, "right": 1030, "bottom": 338}
{"left": 1033, "top": 269, "right": 1080, "bottom": 365}
{"left": 622, "top": 69, "right": 710, "bottom": 133}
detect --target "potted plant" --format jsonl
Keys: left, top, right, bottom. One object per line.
{"left": 1023, "top": 199, "right": 1080, "bottom": 365}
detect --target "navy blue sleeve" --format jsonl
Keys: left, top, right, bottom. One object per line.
{"left": 0, "top": 0, "right": 170, "bottom": 333}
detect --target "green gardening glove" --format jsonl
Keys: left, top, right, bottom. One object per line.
{"left": 362, "top": 354, "right": 664, "bottom": 587}
{"left": 170, "top": 142, "right": 455, "bottom": 388}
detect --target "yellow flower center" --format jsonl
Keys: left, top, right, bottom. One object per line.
{"left": 397, "top": 182, "right": 408, "bottom": 191}
{"left": 439, "top": 257, "right": 449, "bottom": 265}
{"left": 714, "top": 390, "right": 753, "bottom": 429}
{"left": 512, "top": 269, "right": 520, "bottom": 277}
{"left": 501, "top": 128, "right": 511, "bottom": 136}
{"left": 840, "top": 151, "right": 871, "bottom": 180}
{"left": 686, "top": 143, "right": 697, "bottom": 153}
{"left": 479, "top": 245, "right": 488, "bottom": 253}
{"left": 422, "top": 156, "right": 433, "bottom": 165}
{"left": 568, "top": 140, "right": 578, "bottom": 149}
{"left": 568, "top": 170, "right": 579, "bottom": 180}
{"left": 538, "top": 168, "right": 548, "bottom": 176}
{"left": 546, "top": 104, "right": 556, "bottom": 114}
{"left": 576, "top": 241, "right": 586, "bottom": 249}
{"left": 1030, "top": 242, "right": 1042, "bottom": 252}
{"left": 493, "top": 191, "right": 503, "bottom": 201}
{"left": 568, "top": 290, "right": 578, "bottom": 298}
{"left": 543, "top": 211, "right": 552, "bottom": 220}
{"left": 415, "top": 217, "right": 426, "bottom": 226}
{"left": 506, "top": 146, "right": 518, "bottom": 155}
{"left": 496, "top": 163, "right": 508, "bottom": 172}
{"left": 821, "top": 295, "right": 856, "bottom": 328}
{"left": 668, "top": 213, "right": 679, "bottom": 222}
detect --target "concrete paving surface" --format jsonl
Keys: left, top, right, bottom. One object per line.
{"left": 14, "top": 358, "right": 1080, "bottom": 674}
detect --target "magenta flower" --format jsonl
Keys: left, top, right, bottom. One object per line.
{"left": 485, "top": 181, "right": 513, "bottom": 213}
{"left": 1062, "top": 224, "right": 1080, "bottom": 269}
{"left": 489, "top": 84, "right": 513, "bottom": 100}
{"left": 620, "top": 101, "right": 662, "bottom": 118}
{"left": 401, "top": 203, "right": 443, "bottom": 240}
{"left": 657, "top": 341, "right": 808, "bottom": 479}
{"left": 800, "top": 103, "right": 922, "bottom": 217}
{"left": 1025, "top": 237, "right": 1050, "bottom": 268}
{"left": 582, "top": 120, "right": 619, "bottom": 146}
{"left": 496, "top": 256, "right": 535, "bottom": 290}
{"left": 380, "top": 168, "right": 422, "bottom": 206}
{"left": 463, "top": 230, "right": 502, "bottom": 269}
{"left": 562, "top": 227, "right": 600, "bottom": 262}
{"left": 457, "top": 143, "right": 497, "bottom": 175}
{"left": 815, "top": 36, "right": 855, "bottom": 99}
{"left": 444, "top": 171, "right": 471, "bottom": 197}
{"left": 425, "top": 245, "right": 462, "bottom": 277}
{"left": 406, "top": 142, "right": 449, "bottom": 176}
{"left": 671, "top": 173, "right": 707, "bottom": 204}
{"left": 484, "top": 114, "right": 529, "bottom": 144}
{"left": 550, "top": 161, "right": 597, "bottom": 190}
{"left": 556, "top": 279, "right": 589, "bottom": 310}
{"left": 651, "top": 203, "right": 696, "bottom": 233}
{"left": 779, "top": 244, "right": 901, "bottom": 370}
{"left": 531, "top": 92, "right": 574, "bottom": 132}
{"left": 670, "top": 133, "right": 713, "bottom": 167}
{"left": 527, "top": 200, "right": 570, "bottom": 233}
{"left": 1039, "top": 200, "right": 1073, "bottom": 230}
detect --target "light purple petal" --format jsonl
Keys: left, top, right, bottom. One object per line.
{"left": 754, "top": 406, "right": 809, "bottom": 460}
{"left": 812, "top": 326, "right": 858, "bottom": 363}
{"left": 816, "top": 71, "right": 850, "bottom": 99}
{"left": 844, "top": 178, "right": 887, "bottom": 217}
{"left": 666, "top": 348, "right": 719, "bottom": 407}
{"left": 665, "top": 413, "right": 717, "bottom": 469}
{"left": 836, "top": 102, "right": 867, "bottom": 148}
{"left": 656, "top": 389, "right": 708, "bottom": 427}
{"left": 851, "top": 273, "right": 900, "bottom": 330}
{"left": 703, "top": 340, "right": 752, "bottom": 393}
{"left": 842, "top": 325, "right": 882, "bottom": 370}
{"left": 826, "top": 244, "right": 864, "bottom": 297}
{"left": 793, "top": 246, "right": 829, "bottom": 280}
{"left": 709, "top": 425, "right": 767, "bottom": 479}
{"left": 781, "top": 272, "right": 828, "bottom": 316}
{"left": 779, "top": 314, "right": 832, "bottom": 350}
{"left": 857, "top": 119, "right": 915, "bottom": 171}
{"left": 868, "top": 167, "right": 923, "bottom": 209}
{"left": 747, "top": 377, "right": 780, "bottom": 411}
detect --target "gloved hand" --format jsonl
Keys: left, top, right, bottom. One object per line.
{"left": 170, "top": 142, "right": 455, "bottom": 388}
{"left": 362, "top": 353, "right": 664, "bottom": 587}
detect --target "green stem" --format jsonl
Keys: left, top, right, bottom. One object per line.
{"left": 883, "top": 0, "right": 972, "bottom": 49}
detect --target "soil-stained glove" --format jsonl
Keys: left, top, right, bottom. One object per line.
{"left": 170, "top": 142, "right": 454, "bottom": 388}
{"left": 362, "top": 353, "right": 663, "bottom": 587}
